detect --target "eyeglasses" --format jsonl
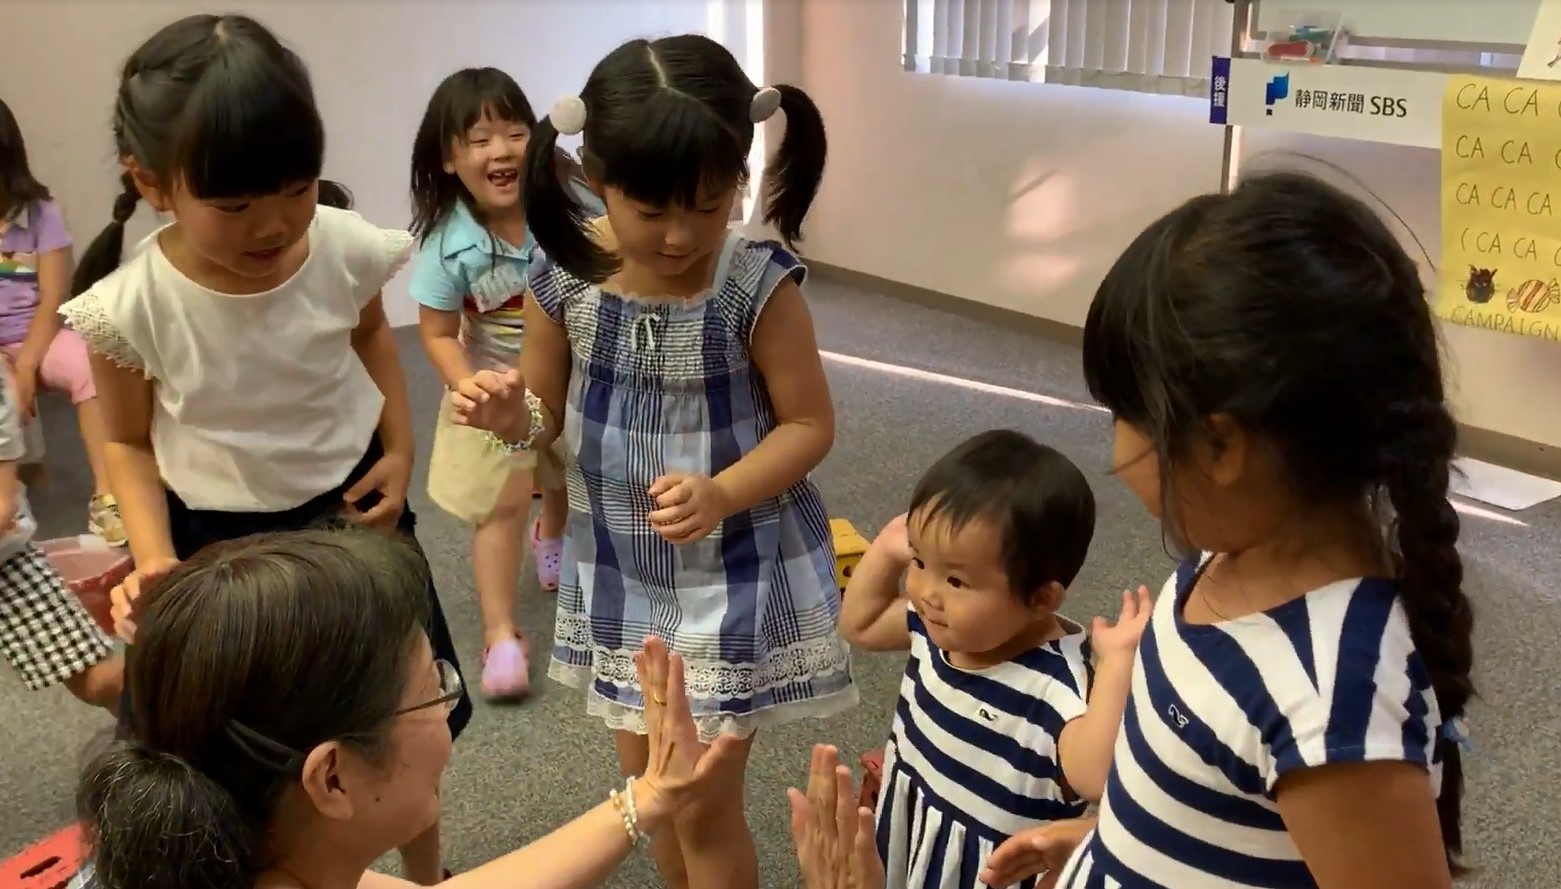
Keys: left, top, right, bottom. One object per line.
{"left": 396, "top": 658, "right": 464, "bottom": 716}
{"left": 227, "top": 659, "right": 464, "bottom": 771}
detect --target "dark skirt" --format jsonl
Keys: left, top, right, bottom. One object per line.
{"left": 116, "top": 435, "right": 473, "bottom": 741}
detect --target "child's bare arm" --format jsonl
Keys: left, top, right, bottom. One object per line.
{"left": 418, "top": 306, "right": 475, "bottom": 389}
{"left": 839, "top": 514, "right": 914, "bottom": 652}
{"left": 1058, "top": 586, "right": 1153, "bottom": 802}
{"left": 89, "top": 353, "right": 176, "bottom": 566}
{"left": 517, "top": 294, "right": 570, "bottom": 448}
{"left": 714, "top": 278, "right": 834, "bottom": 513}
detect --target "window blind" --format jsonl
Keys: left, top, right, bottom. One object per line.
{"left": 902, "top": 0, "right": 1235, "bottom": 97}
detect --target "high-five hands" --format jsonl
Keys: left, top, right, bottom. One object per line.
{"left": 788, "top": 744, "right": 885, "bottom": 889}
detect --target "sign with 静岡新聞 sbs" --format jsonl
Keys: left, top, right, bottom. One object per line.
{"left": 1209, "top": 56, "right": 1449, "bottom": 148}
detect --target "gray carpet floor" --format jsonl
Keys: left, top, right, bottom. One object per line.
{"left": 1, "top": 276, "right": 1554, "bottom": 887}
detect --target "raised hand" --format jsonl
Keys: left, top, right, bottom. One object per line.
{"left": 1091, "top": 585, "right": 1153, "bottom": 661}
{"left": 788, "top": 744, "right": 885, "bottom": 889}
{"left": 633, "top": 637, "right": 743, "bottom": 829}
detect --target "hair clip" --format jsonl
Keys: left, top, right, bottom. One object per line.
{"left": 1439, "top": 716, "right": 1474, "bottom": 755}
{"left": 551, "top": 95, "right": 587, "bottom": 136}
{"left": 750, "top": 86, "right": 782, "bottom": 123}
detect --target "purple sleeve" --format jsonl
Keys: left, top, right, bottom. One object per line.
{"left": 29, "top": 201, "right": 72, "bottom": 254}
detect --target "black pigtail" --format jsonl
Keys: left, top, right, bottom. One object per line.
{"left": 1382, "top": 400, "right": 1474, "bottom": 875}
{"left": 71, "top": 172, "right": 140, "bottom": 297}
{"left": 523, "top": 116, "right": 615, "bottom": 283}
{"left": 763, "top": 85, "right": 827, "bottom": 247}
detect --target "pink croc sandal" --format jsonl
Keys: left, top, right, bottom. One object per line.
{"left": 480, "top": 634, "right": 530, "bottom": 702}
{"left": 531, "top": 517, "right": 562, "bottom": 592}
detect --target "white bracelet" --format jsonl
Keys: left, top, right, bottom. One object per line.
{"left": 610, "top": 777, "right": 646, "bottom": 847}
{"left": 482, "top": 388, "right": 548, "bottom": 453}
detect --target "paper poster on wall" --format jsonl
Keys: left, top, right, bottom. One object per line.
{"left": 1518, "top": 0, "right": 1561, "bottom": 81}
{"left": 1437, "top": 76, "right": 1561, "bottom": 341}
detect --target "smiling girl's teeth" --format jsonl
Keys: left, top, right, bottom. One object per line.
{"left": 488, "top": 169, "right": 518, "bottom": 185}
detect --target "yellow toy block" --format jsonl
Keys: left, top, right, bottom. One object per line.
{"left": 830, "top": 518, "right": 870, "bottom": 595}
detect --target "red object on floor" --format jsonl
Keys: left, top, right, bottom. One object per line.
{"left": 859, "top": 747, "right": 885, "bottom": 810}
{"left": 38, "top": 537, "right": 132, "bottom": 637}
{"left": 0, "top": 823, "right": 87, "bottom": 889}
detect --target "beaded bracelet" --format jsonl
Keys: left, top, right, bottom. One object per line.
{"left": 481, "top": 387, "right": 548, "bottom": 453}
{"left": 608, "top": 777, "right": 647, "bottom": 846}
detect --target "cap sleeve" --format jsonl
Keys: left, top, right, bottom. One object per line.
{"left": 1261, "top": 589, "right": 1439, "bottom": 791}
{"left": 716, "top": 239, "right": 808, "bottom": 345}
{"left": 408, "top": 238, "right": 468, "bottom": 313}
{"left": 325, "top": 207, "right": 414, "bottom": 310}
{"left": 60, "top": 289, "right": 148, "bottom": 376}
{"left": 28, "top": 201, "right": 72, "bottom": 254}
{"left": 527, "top": 249, "right": 583, "bottom": 325}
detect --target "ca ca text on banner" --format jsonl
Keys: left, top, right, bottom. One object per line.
{"left": 1438, "top": 76, "right": 1561, "bottom": 342}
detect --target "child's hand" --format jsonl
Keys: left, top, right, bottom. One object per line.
{"left": 110, "top": 556, "right": 180, "bottom": 644}
{"left": 980, "top": 816, "right": 1097, "bottom": 888}
{"left": 343, "top": 449, "right": 410, "bottom": 531}
{"left": 450, "top": 369, "right": 524, "bottom": 435}
{"left": 873, "top": 513, "right": 913, "bottom": 565}
{"left": 1091, "top": 585, "right": 1154, "bottom": 660}
{"left": 648, "top": 473, "right": 733, "bottom": 545}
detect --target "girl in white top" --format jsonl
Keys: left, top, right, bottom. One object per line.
{"left": 984, "top": 172, "right": 1474, "bottom": 889}
{"left": 60, "top": 14, "right": 470, "bottom": 886}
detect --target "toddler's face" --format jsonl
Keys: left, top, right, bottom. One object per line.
{"left": 904, "top": 511, "right": 1052, "bottom": 664}
{"left": 447, "top": 111, "right": 528, "bottom": 214}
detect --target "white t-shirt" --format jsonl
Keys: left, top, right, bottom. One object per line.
{"left": 61, "top": 207, "right": 412, "bottom": 512}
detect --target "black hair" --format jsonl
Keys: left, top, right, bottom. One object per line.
{"left": 0, "top": 97, "right": 51, "bottom": 220}
{"left": 909, "top": 430, "right": 1096, "bottom": 600}
{"left": 316, "top": 179, "right": 353, "bottom": 210}
{"left": 409, "top": 67, "right": 541, "bottom": 243}
{"left": 71, "top": 14, "right": 326, "bottom": 296}
{"left": 1082, "top": 170, "right": 1473, "bottom": 873}
{"left": 523, "top": 34, "right": 827, "bottom": 282}
{"left": 77, "top": 528, "right": 431, "bottom": 889}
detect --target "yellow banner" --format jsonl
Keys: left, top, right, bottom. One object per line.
{"left": 1438, "top": 76, "right": 1561, "bottom": 341}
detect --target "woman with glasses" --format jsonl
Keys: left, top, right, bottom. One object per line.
{"left": 75, "top": 527, "right": 743, "bottom": 889}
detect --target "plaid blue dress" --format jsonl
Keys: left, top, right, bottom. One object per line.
{"left": 529, "top": 233, "right": 857, "bottom": 740}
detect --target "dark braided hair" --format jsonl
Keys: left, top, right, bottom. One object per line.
{"left": 1082, "top": 170, "right": 1474, "bottom": 873}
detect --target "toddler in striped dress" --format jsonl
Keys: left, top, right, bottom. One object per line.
{"left": 839, "top": 430, "right": 1151, "bottom": 889}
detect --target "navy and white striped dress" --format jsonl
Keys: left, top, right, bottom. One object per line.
{"left": 876, "top": 606, "right": 1093, "bottom": 889}
{"left": 1057, "top": 556, "right": 1442, "bottom": 888}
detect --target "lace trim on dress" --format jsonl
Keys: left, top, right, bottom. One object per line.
{"left": 59, "top": 294, "right": 145, "bottom": 374}
{"left": 550, "top": 609, "right": 857, "bottom": 742}
{"left": 381, "top": 228, "right": 415, "bottom": 287}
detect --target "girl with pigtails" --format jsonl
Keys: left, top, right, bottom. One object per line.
{"left": 454, "top": 34, "right": 855, "bottom": 889}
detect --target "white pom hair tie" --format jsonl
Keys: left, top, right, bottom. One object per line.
{"left": 749, "top": 86, "right": 782, "bottom": 123}
{"left": 551, "top": 95, "right": 588, "bottom": 136}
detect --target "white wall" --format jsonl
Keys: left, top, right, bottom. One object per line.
{"left": 0, "top": 0, "right": 718, "bottom": 326}
{"left": 798, "top": 0, "right": 1561, "bottom": 452}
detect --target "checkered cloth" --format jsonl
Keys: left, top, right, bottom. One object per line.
{"left": 530, "top": 233, "right": 855, "bottom": 740}
{"left": 0, "top": 543, "right": 113, "bottom": 690}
